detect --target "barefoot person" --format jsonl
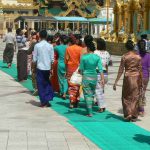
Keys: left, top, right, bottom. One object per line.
{"left": 94, "top": 38, "right": 111, "bottom": 113}
{"left": 65, "top": 35, "right": 82, "bottom": 108}
{"left": 16, "top": 28, "right": 28, "bottom": 82}
{"left": 3, "top": 28, "right": 16, "bottom": 68}
{"left": 54, "top": 35, "right": 68, "bottom": 99}
{"left": 113, "top": 40, "right": 143, "bottom": 122}
{"left": 79, "top": 35, "right": 104, "bottom": 117}
{"left": 138, "top": 39, "right": 150, "bottom": 116}
{"left": 33, "top": 30, "right": 54, "bottom": 107}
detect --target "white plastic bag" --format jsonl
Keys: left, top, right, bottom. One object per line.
{"left": 70, "top": 68, "right": 82, "bottom": 85}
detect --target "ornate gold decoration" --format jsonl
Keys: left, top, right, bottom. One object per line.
{"left": 17, "top": 0, "right": 33, "bottom": 3}
{"left": 1, "top": 3, "right": 38, "bottom": 10}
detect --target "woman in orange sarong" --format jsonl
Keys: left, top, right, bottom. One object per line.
{"left": 65, "top": 35, "right": 82, "bottom": 108}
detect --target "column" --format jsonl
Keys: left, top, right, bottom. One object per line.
{"left": 128, "top": 10, "right": 134, "bottom": 33}
{"left": 18, "top": 20, "right": 21, "bottom": 28}
{"left": 149, "top": 10, "right": 150, "bottom": 30}
{"left": 65, "top": 22, "right": 68, "bottom": 29}
{"left": 91, "top": 24, "right": 93, "bottom": 35}
{"left": 77, "top": 22, "right": 80, "bottom": 30}
{"left": 97, "top": 25, "right": 100, "bottom": 38}
{"left": 144, "top": 8, "right": 149, "bottom": 30}
{"left": 56, "top": 22, "right": 59, "bottom": 32}
{"left": 94, "top": 24, "right": 97, "bottom": 36}
{"left": 31, "top": 21, "right": 34, "bottom": 29}
{"left": 118, "top": 11, "right": 122, "bottom": 31}
{"left": 73, "top": 22, "right": 75, "bottom": 34}
{"left": 144, "top": 0, "right": 150, "bottom": 31}
{"left": 23, "top": 21, "right": 26, "bottom": 29}
{"left": 87, "top": 22, "right": 90, "bottom": 34}
{"left": 133, "top": 11, "right": 138, "bottom": 34}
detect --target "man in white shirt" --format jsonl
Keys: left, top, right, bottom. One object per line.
{"left": 3, "top": 28, "right": 16, "bottom": 68}
{"left": 33, "top": 30, "right": 54, "bottom": 107}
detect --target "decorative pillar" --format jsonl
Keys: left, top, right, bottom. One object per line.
{"left": 73, "top": 22, "right": 75, "bottom": 33}
{"left": 91, "top": 23, "right": 93, "bottom": 36}
{"left": 23, "top": 22, "right": 26, "bottom": 29}
{"left": 77, "top": 22, "right": 80, "bottom": 30}
{"left": 105, "top": 0, "right": 110, "bottom": 33}
{"left": 124, "top": 4, "right": 128, "bottom": 33}
{"left": 144, "top": 0, "right": 150, "bottom": 30}
{"left": 87, "top": 22, "right": 90, "bottom": 34}
{"left": 118, "top": 10, "right": 122, "bottom": 31}
{"left": 31, "top": 21, "right": 34, "bottom": 29}
{"left": 128, "top": 0, "right": 140, "bottom": 34}
{"left": 56, "top": 22, "right": 59, "bottom": 32}
{"left": 65, "top": 22, "right": 68, "bottom": 29}
{"left": 97, "top": 25, "right": 100, "bottom": 38}
{"left": 133, "top": 11, "right": 138, "bottom": 34}
{"left": 149, "top": 9, "right": 150, "bottom": 30}
{"left": 128, "top": 3, "right": 133, "bottom": 33}
{"left": 18, "top": 20, "right": 21, "bottom": 28}
{"left": 94, "top": 24, "right": 97, "bottom": 35}
{"left": 113, "top": 1, "right": 120, "bottom": 40}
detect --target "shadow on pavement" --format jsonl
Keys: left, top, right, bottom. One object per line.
{"left": 105, "top": 113, "right": 125, "bottom": 122}
{"left": 133, "top": 134, "right": 150, "bottom": 145}
{"left": 0, "top": 66, "right": 8, "bottom": 68}
{"left": 0, "top": 90, "right": 32, "bottom": 97}
{"left": 118, "top": 108, "right": 123, "bottom": 114}
{"left": 26, "top": 100, "right": 41, "bottom": 107}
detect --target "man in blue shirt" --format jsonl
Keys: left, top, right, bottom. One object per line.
{"left": 33, "top": 30, "right": 54, "bottom": 107}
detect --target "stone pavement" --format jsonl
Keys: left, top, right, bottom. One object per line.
{"left": 0, "top": 40, "right": 99, "bottom": 150}
{"left": 0, "top": 39, "right": 150, "bottom": 150}
{"left": 106, "top": 56, "right": 150, "bottom": 131}
{"left": 0, "top": 72, "right": 100, "bottom": 150}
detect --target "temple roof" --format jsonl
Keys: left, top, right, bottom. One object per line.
{"left": 1, "top": 0, "right": 38, "bottom": 10}
{"left": 37, "top": 0, "right": 103, "bottom": 17}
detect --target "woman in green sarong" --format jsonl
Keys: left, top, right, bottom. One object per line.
{"left": 54, "top": 35, "right": 68, "bottom": 99}
{"left": 79, "top": 35, "right": 105, "bottom": 117}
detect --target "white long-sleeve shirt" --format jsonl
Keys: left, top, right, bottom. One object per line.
{"left": 3, "top": 32, "right": 16, "bottom": 44}
{"left": 33, "top": 40, "right": 54, "bottom": 70}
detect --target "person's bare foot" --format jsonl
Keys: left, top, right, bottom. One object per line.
{"left": 62, "top": 94, "right": 66, "bottom": 100}
{"left": 131, "top": 116, "right": 137, "bottom": 122}
{"left": 33, "top": 90, "right": 38, "bottom": 96}
{"left": 139, "top": 112, "right": 144, "bottom": 117}
{"left": 46, "top": 103, "right": 52, "bottom": 107}
{"left": 40, "top": 104, "right": 47, "bottom": 108}
{"left": 86, "top": 114, "right": 93, "bottom": 117}
{"left": 124, "top": 115, "right": 132, "bottom": 122}
{"left": 8, "top": 63, "right": 11, "bottom": 68}
{"left": 98, "top": 108, "right": 105, "bottom": 113}
{"left": 69, "top": 103, "right": 74, "bottom": 109}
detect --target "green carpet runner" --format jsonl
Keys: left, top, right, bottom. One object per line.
{"left": 0, "top": 61, "right": 150, "bottom": 150}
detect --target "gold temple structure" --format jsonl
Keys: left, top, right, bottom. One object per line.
{"left": 0, "top": 0, "right": 105, "bottom": 35}
{"left": 0, "top": 0, "right": 38, "bottom": 35}
{"left": 112, "top": 0, "right": 150, "bottom": 42}
{"left": 0, "top": 0, "right": 149, "bottom": 40}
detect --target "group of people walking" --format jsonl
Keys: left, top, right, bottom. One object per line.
{"left": 2, "top": 28, "right": 150, "bottom": 121}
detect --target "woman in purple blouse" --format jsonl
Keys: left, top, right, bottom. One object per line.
{"left": 138, "top": 39, "right": 150, "bottom": 116}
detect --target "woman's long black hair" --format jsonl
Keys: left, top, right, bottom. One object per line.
{"left": 138, "top": 39, "right": 147, "bottom": 56}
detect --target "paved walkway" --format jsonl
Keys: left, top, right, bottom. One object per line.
{"left": 0, "top": 40, "right": 150, "bottom": 150}
{"left": 0, "top": 71, "right": 99, "bottom": 150}
{"left": 106, "top": 56, "right": 150, "bottom": 131}
{"left": 0, "top": 40, "right": 99, "bottom": 150}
